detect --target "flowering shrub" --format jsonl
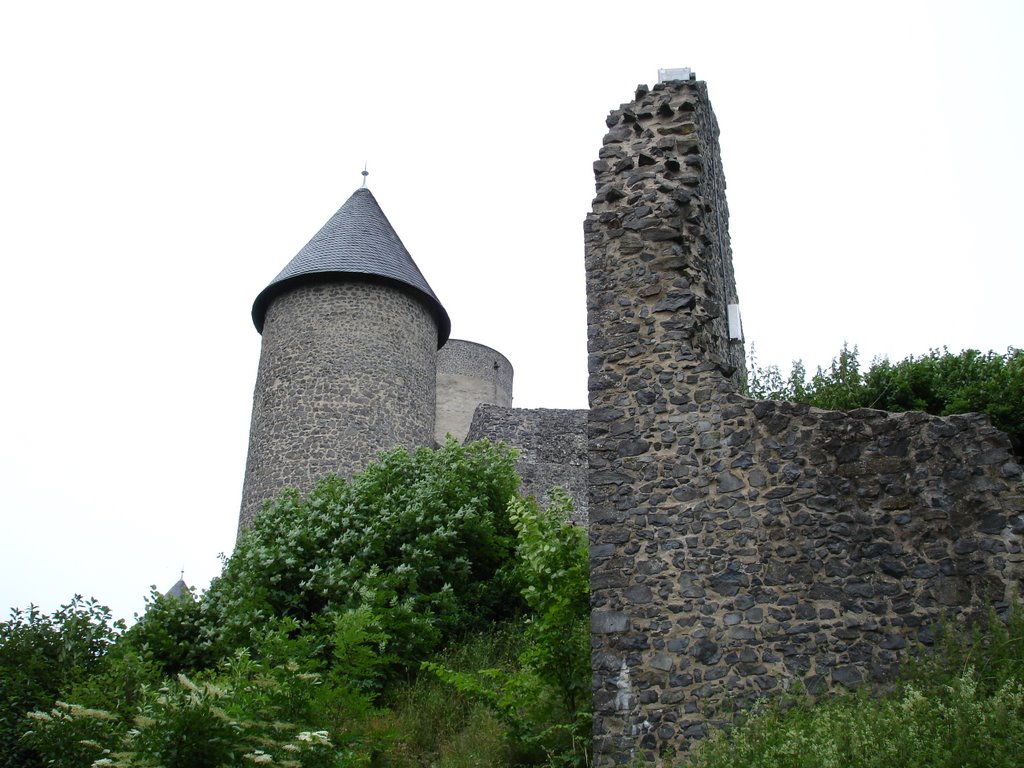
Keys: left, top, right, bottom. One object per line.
{"left": 0, "top": 597, "right": 124, "bottom": 768}
{"left": 191, "top": 438, "right": 522, "bottom": 679}
{"left": 689, "top": 673, "right": 1024, "bottom": 768}
{"left": 11, "top": 439, "right": 589, "bottom": 767}
{"left": 23, "top": 643, "right": 376, "bottom": 767}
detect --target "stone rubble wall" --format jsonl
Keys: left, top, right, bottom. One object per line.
{"left": 586, "top": 80, "right": 1024, "bottom": 766}
{"left": 466, "top": 405, "right": 588, "bottom": 525}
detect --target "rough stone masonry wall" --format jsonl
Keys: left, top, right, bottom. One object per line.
{"left": 240, "top": 280, "right": 438, "bottom": 530}
{"left": 586, "top": 81, "right": 1024, "bottom": 766}
{"left": 466, "top": 405, "right": 588, "bottom": 525}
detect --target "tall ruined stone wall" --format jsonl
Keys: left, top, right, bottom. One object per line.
{"left": 466, "top": 405, "right": 588, "bottom": 525}
{"left": 588, "top": 80, "right": 744, "bottom": 387}
{"left": 240, "top": 280, "right": 438, "bottom": 529}
{"left": 586, "top": 80, "right": 1024, "bottom": 766}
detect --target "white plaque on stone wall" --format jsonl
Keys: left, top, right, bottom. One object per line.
{"left": 658, "top": 67, "right": 692, "bottom": 83}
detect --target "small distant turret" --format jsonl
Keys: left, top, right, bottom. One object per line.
{"left": 163, "top": 577, "right": 192, "bottom": 601}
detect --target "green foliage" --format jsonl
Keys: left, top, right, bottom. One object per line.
{"left": 22, "top": 701, "right": 124, "bottom": 768}
{"left": 0, "top": 596, "right": 124, "bottom": 768}
{"left": 61, "top": 646, "right": 163, "bottom": 727}
{"left": 379, "top": 627, "right": 521, "bottom": 766}
{"left": 511, "top": 490, "right": 591, "bottom": 720}
{"left": 861, "top": 347, "right": 1024, "bottom": 453}
{"left": 425, "top": 491, "right": 591, "bottom": 767}
{"left": 122, "top": 586, "right": 208, "bottom": 675}
{"left": 686, "top": 604, "right": 1024, "bottom": 768}
{"left": 744, "top": 344, "right": 1024, "bottom": 455}
{"left": 196, "top": 438, "right": 523, "bottom": 679}
{"left": 17, "top": 441, "right": 589, "bottom": 767}
{"left": 743, "top": 346, "right": 802, "bottom": 402}
{"left": 24, "top": 617, "right": 383, "bottom": 767}
{"left": 688, "top": 676, "right": 1024, "bottom": 768}
{"left": 901, "top": 603, "right": 1024, "bottom": 701}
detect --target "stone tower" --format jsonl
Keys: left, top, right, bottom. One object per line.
{"left": 239, "top": 187, "right": 450, "bottom": 530}
{"left": 586, "top": 77, "right": 745, "bottom": 764}
{"left": 435, "top": 339, "right": 514, "bottom": 444}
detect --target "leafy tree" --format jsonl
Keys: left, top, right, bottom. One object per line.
{"left": 0, "top": 596, "right": 124, "bottom": 768}
{"left": 24, "top": 647, "right": 378, "bottom": 767}
{"left": 425, "top": 490, "right": 591, "bottom": 767}
{"left": 510, "top": 490, "right": 591, "bottom": 722}
{"left": 19, "top": 439, "right": 590, "bottom": 767}
{"left": 136, "top": 438, "right": 524, "bottom": 683}
{"left": 121, "top": 586, "right": 208, "bottom": 676}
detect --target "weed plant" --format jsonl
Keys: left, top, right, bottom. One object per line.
{"left": 685, "top": 604, "right": 1024, "bottom": 768}
{"left": 372, "top": 627, "right": 521, "bottom": 767}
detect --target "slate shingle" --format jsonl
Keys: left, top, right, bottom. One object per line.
{"left": 251, "top": 188, "right": 451, "bottom": 345}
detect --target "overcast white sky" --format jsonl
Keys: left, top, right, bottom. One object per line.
{"left": 2, "top": 1, "right": 1022, "bottom": 623}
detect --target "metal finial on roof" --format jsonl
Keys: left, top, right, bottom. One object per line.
{"left": 361, "top": 163, "right": 368, "bottom": 188}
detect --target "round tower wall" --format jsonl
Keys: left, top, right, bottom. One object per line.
{"left": 240, "top": 280, "right": 438, "bottom": 530}
{"left": 435, "top": 339, "right": 513, "bottom": 444}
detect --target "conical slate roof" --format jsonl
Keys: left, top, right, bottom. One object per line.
{"left": 164, "top": 579, "right": 193, "bottom": 601}
{"left": 252, "top": 188, "right": 451, "bottom": 345}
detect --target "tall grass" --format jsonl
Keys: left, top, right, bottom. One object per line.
{"left": 368, "top": 624, "right": 523, "bottom": 767}
{"left": 685, "top": 605, "right": 1024, "bottom": 768}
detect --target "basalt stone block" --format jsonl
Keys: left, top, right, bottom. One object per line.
{"left": 604, "top": 126, "right": 633, "bottom": 144}
{"left": 691, "top": 638, "right": 720, "bottom": 664}
{"left": 716, "top": 471, "right": 744, "bottom": 492}
{"left": 625, "top": 585, "right": 654, "bottom": 603}
{"left": 652, "top": 293, "right": 697, "bottom": 313}
{"left": 593, "top": 612, "right": 630, "bottom": 634}
{"left": 650, "top": 652, "right": 675, "bottom": 672}
{"left": 831, "top": 666, "right": 864, "bottom": 686}
{"left": 678, "top": 574, "right": 706, "bottom": 598}
{"left": 618, "top": 439, "right": 650, "bottom": 457}
{"left": 880, "top": 558, "right": 908, "bottom": 576}
{"left": 708, "top": 572, "right": 749, "bottom": 596}
{"left": 979, "top": 513, "right": 1007, "bottom": 533}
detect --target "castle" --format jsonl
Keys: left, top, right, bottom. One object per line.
{"left": 239, "top": 183, "right": 586, "bottom": 531}
{"left": 240, "top": 74, "right": 1024, "bottom": 766}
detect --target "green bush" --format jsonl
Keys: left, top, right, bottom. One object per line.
{"left": 511, "top": 490, "right": 591, "bottom": 722}
{"left": 24, "top": 614, "right": 385, "bottom": 767}
{"left": 379, "top": 626, "right": 521, "bottom": 767}
{"left": 900, "top": 604, "right": 1024, "bottom": 700}
{"left": 425, "top": 490, "right": 591, "bottom": 767}
{"left": 687, "top": 673, "right": 1024, "bottom": 768}
{"left": 25, "top": 664, "right": 373, "bottom": 768}
{"left": 0, "top": 597, "right": 124, "bottom": 768}
{"left": 122, "top": 586, "right": 208, "bottom": 676}
{"left": 17, "top": 440, "right": 589, "bottom": 767}
{"left": 175, "top": 438, "right": 523, "bottom": 681}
